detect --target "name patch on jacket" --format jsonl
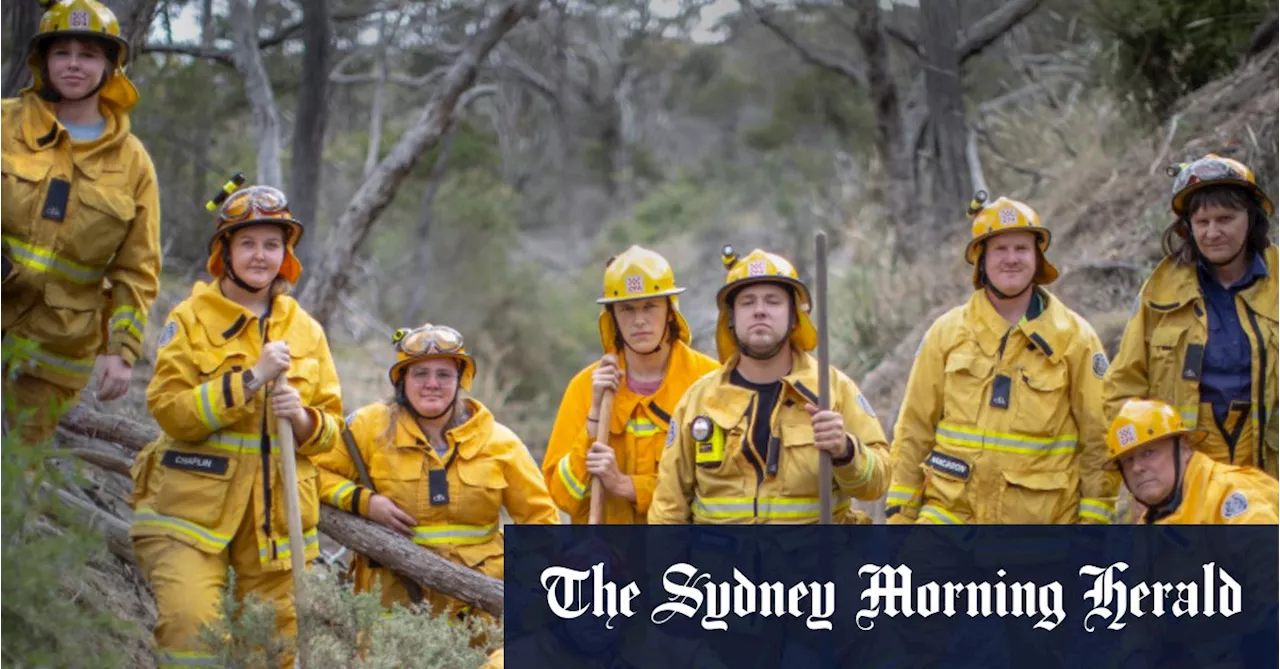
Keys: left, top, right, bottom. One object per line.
{"left": 161, "top": 450, "right": 230, "bottom": 476}
{"left": 926, "top": 451, "right": 972, "bottom": 481}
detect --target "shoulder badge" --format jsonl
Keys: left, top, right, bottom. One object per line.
{"left": 856, "top": 393, "right": 877, "bottom": 418}
{"left": 1221, "top": 491, "right": 1249, "bottom": 520}
{"left": 1092, "top": 351, "right": 1109, "bottom": 379}
{"left": 665, "top": 424, "right": 677, "bottom": 448}
{"left": 157, "top": 320, "right": 178, "bottom": 348}
{"left": 690, "top": 416, "right": 713, "bottom": 442}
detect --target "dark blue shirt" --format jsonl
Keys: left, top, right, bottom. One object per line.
{"left": 1197, "top": 252, "right": 1267, "bottom": 430}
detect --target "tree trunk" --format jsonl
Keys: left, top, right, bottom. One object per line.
{"left": 919, "top": 0, "right": 970, "bottom": 216}
{"left": 289, "top": 0, "right": 332, "bottom": 274}
{"left": 403, "top": 125, "right": 460, "bottom": 321}
{"left": 1, "top": 1, "right": 41, "bottom": 97}
{"left": 230, "top": 0, "right": 284, "bottom": 188}
{"left": 105, "top": 0, "right": 161, "bottom": 56}
{"left": 855, "top": 2, "right": 917, "bottom": 259}
{"left": 56, "top": 406, "right": 506, "bottom": 617}
{"left": 299, "top": 0, "right": 540, "bottom": 328}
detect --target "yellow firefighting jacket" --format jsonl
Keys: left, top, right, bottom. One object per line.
{"left": 1148, "top": 451, "right": 1279, "bottom": 524}
{"left": 1, "top": 91, "right": 161, "bottom": 387}
{"left": 543, "top": 339, "right": 720, "bottom": 523}
{"left": 1105, "top": 246, "right": 1278, "bottom": 475}
{"left": 314, "top": 399, "right": 559, "bottom": 603}
{"left": 888, "top": 288, "right": 1118, "bottom": 524}
{"left": 648, "top": 346, "right": 890, "bottom": 524}
{"left": 128, "top": 281, "right": 342, "bottom": 570}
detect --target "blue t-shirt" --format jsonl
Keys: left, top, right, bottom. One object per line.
{"left": 62, "top": 118, "right": 106, "bottom": 141}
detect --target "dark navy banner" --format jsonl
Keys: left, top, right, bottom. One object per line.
{"left": 504, "top": 526, "right": 1278, "bottom": 668}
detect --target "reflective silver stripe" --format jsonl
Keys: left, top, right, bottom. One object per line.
{"left": 557, "top": 453, "right": 588, "bottom": 499}
{"left": 626, "top": 418, "right": 660, "bottom": 437}
{"left": 919, "top": 505, "right": 963, "bottom": 525}
{"left": 1, "top": 333, "right": 95, "bottom": 378}
{"left": 2, "top": 235, "right": 105, "bottom": 284}
{"left": 693, "top": 496, "right": 850, "bottom": 520}
{"left": 412, "top": 523, "right": 498, "bottom": 546}
{"left": 109, "top": 306, "right": 146, "bottom": 340}
{"left": 1079, "top": 498, "right": 1113, "bottom": 523}
{"left": 260, "top": 528, "right": 320, "bottom": 559}
{"left": 935, "top": 423, "right": 1077, "bottom": 455}
{"left": 886, "top": 485, "right": 917, "bottom": 506}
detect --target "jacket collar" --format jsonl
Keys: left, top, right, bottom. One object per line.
{"left": 391, "top": 397, "right": 494, "bottom": 461}
{"left": 608, "top": 339, "right": 704, "bottom": 432}
{"left": 703, "top": 346, "right": 821, "bottom": 428}
{"left": 187, "top": 280, "right": 299, "bottom": 347}
{"left": 18, "top": 90, "right": 129, "bottom": 180}
{"left": 965, "top": 288, "right": 1071, "bottom": 363}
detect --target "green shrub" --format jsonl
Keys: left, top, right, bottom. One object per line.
{"left": 1088, "top": 0, "right": 1273, "bottom": 116}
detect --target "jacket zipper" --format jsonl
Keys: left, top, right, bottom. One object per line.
{"left": 1244, "top": 306, "right": 1267, "bottom": 471}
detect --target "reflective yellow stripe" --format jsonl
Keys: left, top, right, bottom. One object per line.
{"left": 202, "top": 430, "right": 278, "bottom": 455}
{"left": 260, "top": 528, "right": 320, "bottom": 560}
{"left": 1176, "top": 405, "right": 1199, "bottom": 426}
{"left": 1078, "top": 498, "right": 1113, "bottom": 524}
{"left": 108, "top": 305, "right": 145, "bottom": 340}
{"left": 557, "top": 453, "right": 588, "bottom": 500}
{"left": 693, "top": 496, "right": 850, "bottom": 520}
{"left": 886, "top": 484, "right": 918, "bottom": 506}
{"left": 935, "top": 422, "right": 1077, "bottom": 456}
{"left": 919, "top": 504, "right": 963, "bottom": 525}
{"left": 192, "top": 381, "right": 227, "bottom": 431}
{"left": 412, "top": 522, "right": 497, "bottom": 546}
{"left": 626, "top": 418, "right": 660, "bottom": 437}
{"left": 331, "top": 481, "right": 357, "bottom": 508}
{"left": 133, "top": 509, "right": 232, "bottom": 551}
{"left": 836, "top": 448, "right": 877, "bottom": 487}
{"left": 2, "top": 235, "right": 105, "bottom": 284}
{"left": 2, "top": 333, "right": 96, "bottom": 379}
{"left": 156, "top": 650, "right": 220, "bottom": 667}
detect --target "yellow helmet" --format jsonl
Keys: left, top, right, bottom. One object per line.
{"left": 964, "top": 193, "right": 1058, "bottom": 290}
{"left": 1104, "top": 399, "right": 1206, "bottom": 469}
{"left": 1169, "top": 153, "right": 1274, "bottom": 217}
{"left": 596, "top": 245, "right": 691, "bottom": 354}
{"left": 714, "top": 247, "right": 817, "bottom": 363}
{"left": 205, "top": 182, "right": 306, "bottom": 285}
{"left": 388, "top": 324, "right": 475, "bottom": 391}
{"left": 26, "top": 0, "right": 137, "bottom": 111}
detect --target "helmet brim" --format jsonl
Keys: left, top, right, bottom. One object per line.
{"left": 1171, "top": 179, "right": 1275, "bottom": 217}
{"left": 1104, "top": 427, "right": 1209, "bottom": 469}
{"left": 596, "top": 286, "right": 686, "bottom": 305}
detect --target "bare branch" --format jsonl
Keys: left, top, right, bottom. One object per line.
{"left": 141, "top": 43, "right": 235, "bottom": 67}
{"left": 230, "top": 0, "right": 283, "bottom": 187}
{"left": 740, "top": 0, "right": 867, "bottom": 88}
{"left": 958, "top": 0, "right": 1042, "bottom": 63}
{"left": 884, "top": 24, "right": 920, "bottom": 57}
{"left": 300, "top": 0, "right": 541, "bottom": 326}
{"left": 140, "top": 7, "right": 375, "bottom": 68}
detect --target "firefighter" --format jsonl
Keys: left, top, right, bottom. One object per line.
{"left": 1106, "top": 398, "right": 1278, "bottom": 524}
{"left": 648, "top": 248, "right": 889, "bottom": 525}
{"left": 128, "top": 184, "right": 343, "bottom": 668}
{"left": 543, "top": 245, "right": 719, "bottom": 523}
{"left": 887, "top": 194, "right": 1118, "bottom": 524}
{"left": 1105, "top": 154, "right": 1277, "bottom": 478}
{"left": 314, "top": 322, "right": 559, "bottom": 616}
{"left": 2, "top": 0, "right": 161, "bottom": 445}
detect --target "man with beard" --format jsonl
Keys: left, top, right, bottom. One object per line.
{"left": 648, "top": 248, "right": 889, "bottom": 525}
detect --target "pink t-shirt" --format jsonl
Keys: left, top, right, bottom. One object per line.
{"left": 626, "top": 376, "right": 662, "bottom": 397}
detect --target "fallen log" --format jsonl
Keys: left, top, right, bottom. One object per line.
{"left": 57, "top": 406, "right": 505, "bottom": 617}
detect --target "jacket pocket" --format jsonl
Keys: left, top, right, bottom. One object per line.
{"left": 193, "top": 349, "right": 250, "bottom": 384}
{"left": 455, "top": 539, "right": 505, "bottom": 578}
{"left": 1, "top": 154, "right": 51, "bottom": 237}
{"left": 152, "top": 447, "right": 238, "bottom": 527}
{"left": 942, "top": 352, "right": 993, "bottom": 425}
{"left": 1148, "top": 327, "right": 1189, "bottom": 407}
{"left": 1012, "top": 362, "right": 1070, "bottom": 438}
{"left": 919, "top": 455, "right": 970, "bottom": 522}
{"left": 456, "top": 457, "right": 506, "bottom": 522}
{"left": 128, "top": 440, "right": 160, "bottom": 507}
{"left": 999, "top": 469, "right": 1076, "bottom": 524}
{"left": 778, "top": 420, "right": 819, "bottom": 497}
{"left": 36, "top": 281, "right": 104, "bottom": 354}
{"left": 286, "top": 357, "right": 320, "bottom": 402}
{"left": 69, "top": 180, "right": 133, "bottom": 267}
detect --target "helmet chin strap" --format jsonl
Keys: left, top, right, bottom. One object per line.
{"left": 978, "top": 254, "right": 1034, "bottom": 300}
{"left": 222, "top": 242, "right": 266, "bottom": 294}
{"left": 1123, "top": 439, "right": 1186, "bottom": 522}
{"left": 731, "top": 310, "right": 792, "bottom": 360}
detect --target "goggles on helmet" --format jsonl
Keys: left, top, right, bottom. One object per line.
{"left": 394, "top": 324, "right": 465, "bottom": 356}
{"left": 218, "top": 186, "right": 291, "bottom": 224}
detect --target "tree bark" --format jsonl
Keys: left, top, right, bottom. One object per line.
{"left": 920, "top": 0, "right": 970, "bottom": 215}
{"left": 230, "top": 0, "right": 284, "bottom": 188}
{"left": 289, "top": 0, "right": 333, "bottom": 272}
{"left": 299, "top": 0, "right": 540, "bottom": 327}
{"left": 1, "top": 0, "right": 41, "bottom": 97}
{"left": 105, "top": 0, "right": 161, "bottom": 57}
{"left": 56, "top": 406, "right": 506, "bottom": 617}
